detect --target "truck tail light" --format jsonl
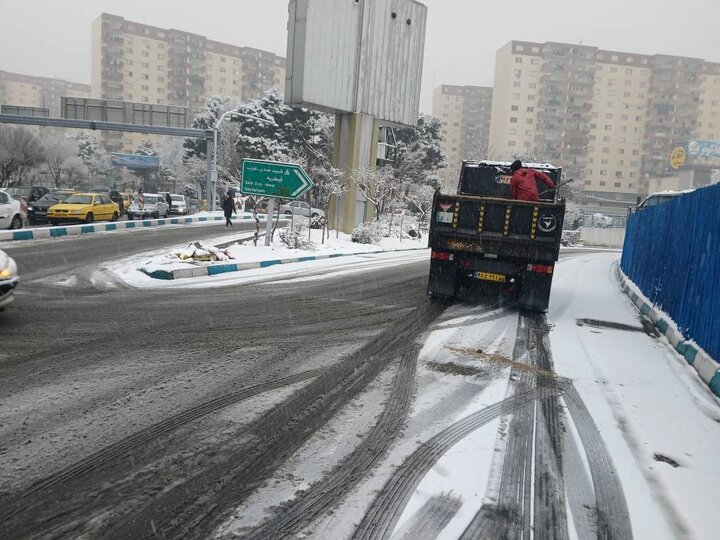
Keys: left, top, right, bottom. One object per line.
{"left": 528, "top": 264, "right": 554, "bottom": 274}
{"left": 431, "top": 251, "right": 453, "bottom": 261}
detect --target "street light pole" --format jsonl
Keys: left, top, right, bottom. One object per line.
{"left": 211, "top": 111, "right": 275, "bottom": 211}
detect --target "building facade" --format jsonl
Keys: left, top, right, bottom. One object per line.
{"left": 0, "top": 70, "right": 90, "bottom": 116}
{"left": 490, "top": 41, "right": 720, "bottom": 200}
{"left": 91, "top": 13, "right": 286, "bottom": 151}
{"left": 432, "top": 85, "right": 493, "bottom": 188}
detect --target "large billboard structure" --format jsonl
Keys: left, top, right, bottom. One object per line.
{"left": 286, "top": 0, "right": 426, "bottom": 127}
{"left": 286, "top": 0, "right": 428, "bottom": 231}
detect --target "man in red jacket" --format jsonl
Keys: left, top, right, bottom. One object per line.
{"left": 509, "top": 160, "right": 554, "bottom": 202}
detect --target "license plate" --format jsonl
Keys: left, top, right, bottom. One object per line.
{"left": 474, "top": 271, "right": 506, "bottom": 283}
{"left": 436, "top": 211, "right": 454, "bottom": 223}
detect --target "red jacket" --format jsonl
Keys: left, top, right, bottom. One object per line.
{"left": 510, "top": 168, "right": 554, "bottom": 202}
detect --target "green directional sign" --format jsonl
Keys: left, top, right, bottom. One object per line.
{"left": 241, "top": 158, "right": 314, "bottom": 200}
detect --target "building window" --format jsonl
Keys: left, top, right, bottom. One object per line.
{"left": 158, "top": 76, "right": 165, "bottom": 82}
{"left": 602, "top": 147, "right": 610, "bottom": 153}
{"left": 526, "top": 118, "right": 533, "bottom": 124}
{"left": 513, "top": 69, "right": 522, "bottom": 77}
{"left": 510, "top": 117, "right": 518, "bottom": 123}
{"left": 141, "top": 84, "right": 149, "bottom": 91}
{"left": 513, "top": 81, "right": 521, "bottom": 88}
{"left": 526, "top": 106, "right": 534, "bottom": 112}
{"left": 141, "top": 50, "right": 149, "bottom": 57}
{"left": 220, "top": 56, "right": 227, "bottom": 63}
{"left": 601, "top": 158, "right": 609, "bottom": 165}
{"left": 126, "top": 71, "right": 133, "bottom": 77}
{"left": 158, "top": 54, "right": 165, "bottom": 60}
{"left": 528, "top": 95, "right": 535, "bottom": 101}
{"left": 531, "top": 46, "right": 540, "bottom": 53}
{"left": 157, "top": 88, "right": 165, "bottom": 94}
{"left": 614, "top": 182, "right": 622, "bottom": 188}
{"left": 603, "top": 136, "right": 611, "bottom": 142}
{"left": 515, "top": 57, "right": 523, "bottom": 63}
{"left": 512, "top": 93, "right": 520, "bottom": 100}
{"left": 606, "top": 113, "right": 613, "bottom": 119}
{"left": 615, "top": 171, "right": 623, "bottom": 178}
{"left": 509, "top": 128, "right": 517, "bottom": 135}
{"left": 528, "top": 82, "right": 536, "bottom": 89}
{"left": 626, "top": 67, "right": 633, "bottom": 74}
{"left": 125, "top": 47, "right": 133, "bottom": 54}
{"left": 508, "top": 140, "right": 517, "bottom": 147}
{"left": 142, "top": 74, "right": 149, "bottom": 80}
{"left": 605, "top": 124, "right": 612, "bottom": 130}
{"left": 511, "top": 105, "right": 519, "bottom": 111}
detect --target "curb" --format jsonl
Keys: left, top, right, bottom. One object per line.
{"left": 617, "top": 267, "right": 720, "bottom": 398}
{"left": 0, "top": 213, "right": 267, "bottom": 242}
{"left": 139, "top": 246, "right": 429, "bottom": 281}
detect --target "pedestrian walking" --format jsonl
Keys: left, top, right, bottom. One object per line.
{"left": 222, "top": 193, "right": 236, "bottom": 227}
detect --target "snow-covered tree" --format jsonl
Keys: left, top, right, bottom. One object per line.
{"left": 0, "top": 126, "right": 43, "bottom": 187}
{"left": 130, "top": 140, "right": 159, "bottom": 191}
{"left": 62, "top": 155, "right": 89, "bottom": 187}
{"left": 41, "top": 133, "right": 81, "bottom": 188}
{"left": 354, "top": 166, "right": 401, "bottom": 221}
{"left": 76, "top": 134, "right": 110, "bottom": 186}
{"left": 391, "top": 114, "right": 447, "bottom": 190}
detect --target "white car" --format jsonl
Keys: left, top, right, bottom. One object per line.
{"left": 127, "top": 194, "right": 170, "bottom": 219}
{"left": 279, "top": 200, "right": 325, "bottom": 219}
{"left": 169, "top": 194, "right": 188, "bottom": 215}
{"left": 0, "top": 189, "right": 23, "bottom": 230}
{"left": 0, "top": 249, "right": 19, "bottom": 311}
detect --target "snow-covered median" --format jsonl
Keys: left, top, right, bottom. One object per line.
{"left": 103, "top": 226, "right": 428, "bottom": 287}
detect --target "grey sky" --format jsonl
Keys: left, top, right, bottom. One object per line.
{"left": 1, "top": 0, "right": 718, "bottom": 113}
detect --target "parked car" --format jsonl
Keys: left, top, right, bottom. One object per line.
{"left": 27, "top": 190, "right": 75, "bottom": 225}
{"left": 4, "top": 185, "right": 50, "bottom": 204}
{"left": 47, "top": 193, "right": 120, "bottom": 225}
{"left": 120, "top": 193, "right": 134, "bottom": 214}
{"left": 90, "top": 188, "right": 125, "bottom": 213}
{"left": 169, "top": 194, "right": 188, "bottom": 215}
{"left": 279, "top": 200, "right": 326, "bottom": 219}
{"left": 0, "top": 248, "right": 19, "bottom": 312}
{"left": 0, "top": 189, "right": 23, "bottom": 229}
{"left": 127, "top": 194, "right": 170, "bottom": 219}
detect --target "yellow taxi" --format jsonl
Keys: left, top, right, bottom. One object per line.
{"left": 47, "top": 192, "right": 120, "bottom": 225}
{"left": 121, "top": 193, "right": 134, "bottom": 214}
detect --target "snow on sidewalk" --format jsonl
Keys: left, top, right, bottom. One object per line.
{"left": 548, "top": 252, "right": 720, "bottom": 539}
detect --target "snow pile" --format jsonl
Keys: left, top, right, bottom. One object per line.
{"left": 352, "top": 221, "right": 385, "bottom": 244}
{"left": 167, "top": 241, "right": 234, "bottom": 262}
{"left": 352, "top": 218, "right": 423, "bottom": 245}
{"left": 279, "top": 218, "right": 316, "bottom": 250}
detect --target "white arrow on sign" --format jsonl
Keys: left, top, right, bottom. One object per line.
{"left": 291, "top": 169, "right": 313, "bottom": 198}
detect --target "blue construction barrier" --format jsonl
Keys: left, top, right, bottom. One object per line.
{"left": 620, "top": 183, "right": 720, "bottom": 360}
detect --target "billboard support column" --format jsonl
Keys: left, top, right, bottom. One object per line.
{"left": 330, "top": 112, "right": 380, "bottom": 233}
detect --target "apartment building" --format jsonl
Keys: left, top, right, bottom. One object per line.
{"left": 490, "top": 41, "right": 720, "bottom": 199}
{"left": 91, "top": 13, "right": 286, "bottom": 151}
{"left": 0, "top": 70, "right": 90, "bottom": 116}
{"left": 432, "top": 85, "right": 493, "bottom": 187}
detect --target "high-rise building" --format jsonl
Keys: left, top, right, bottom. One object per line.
{"left": 432, "top": 85, "right": 493, "bottom": 187}
{"left": 0, "top": 70, "right": 91, "bottom": 116}
{"left": 91, "top": 13, "right": 286, "bottom": 151}
{"left": 490, "top": 41, "right": 720, "bottom": 200}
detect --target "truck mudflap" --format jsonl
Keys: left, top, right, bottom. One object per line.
{"left": 427, "top": 253, "right": 458, "bottom": 300}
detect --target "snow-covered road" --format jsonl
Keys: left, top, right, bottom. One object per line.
{"left": 1, "top": 240, "right": 717, "bottom": 539}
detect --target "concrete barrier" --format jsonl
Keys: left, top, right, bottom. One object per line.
{"left": 617, "top": 267, "right": 720, "bottom": 398}
{"left": 580, "top": 226, "right": 626, "bottom": 248}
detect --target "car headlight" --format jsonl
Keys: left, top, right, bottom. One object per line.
{"left": 27, "top": 205, "right": 34, "bottom": 211}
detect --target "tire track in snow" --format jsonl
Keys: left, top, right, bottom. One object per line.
{"left": 245, "top": 345, "right": 420, "bottom": 539}
{"left": 102, "top": 301, "right": 445, "bottom": 540}
{"left": 460, "top": 312, "right": 568, "bottom": 540}
{"left": 394, "top": 492, "right": 463, "bottom": 540}
{"left": 0, "top": 366, "right": 327, "bottom": 524}
{"left": 351, "top": 385, "right": 561, "bottom": 540}
{"left": 563, "top": 384, "right": 633, "bottom": 540}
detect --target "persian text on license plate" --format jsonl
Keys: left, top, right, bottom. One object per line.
{"left": 474, "top": 271, "right": 506, "bottom": 283}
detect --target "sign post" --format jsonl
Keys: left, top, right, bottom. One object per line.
{"left": 241, "top": 159, "right": 314, "bottom": 247}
